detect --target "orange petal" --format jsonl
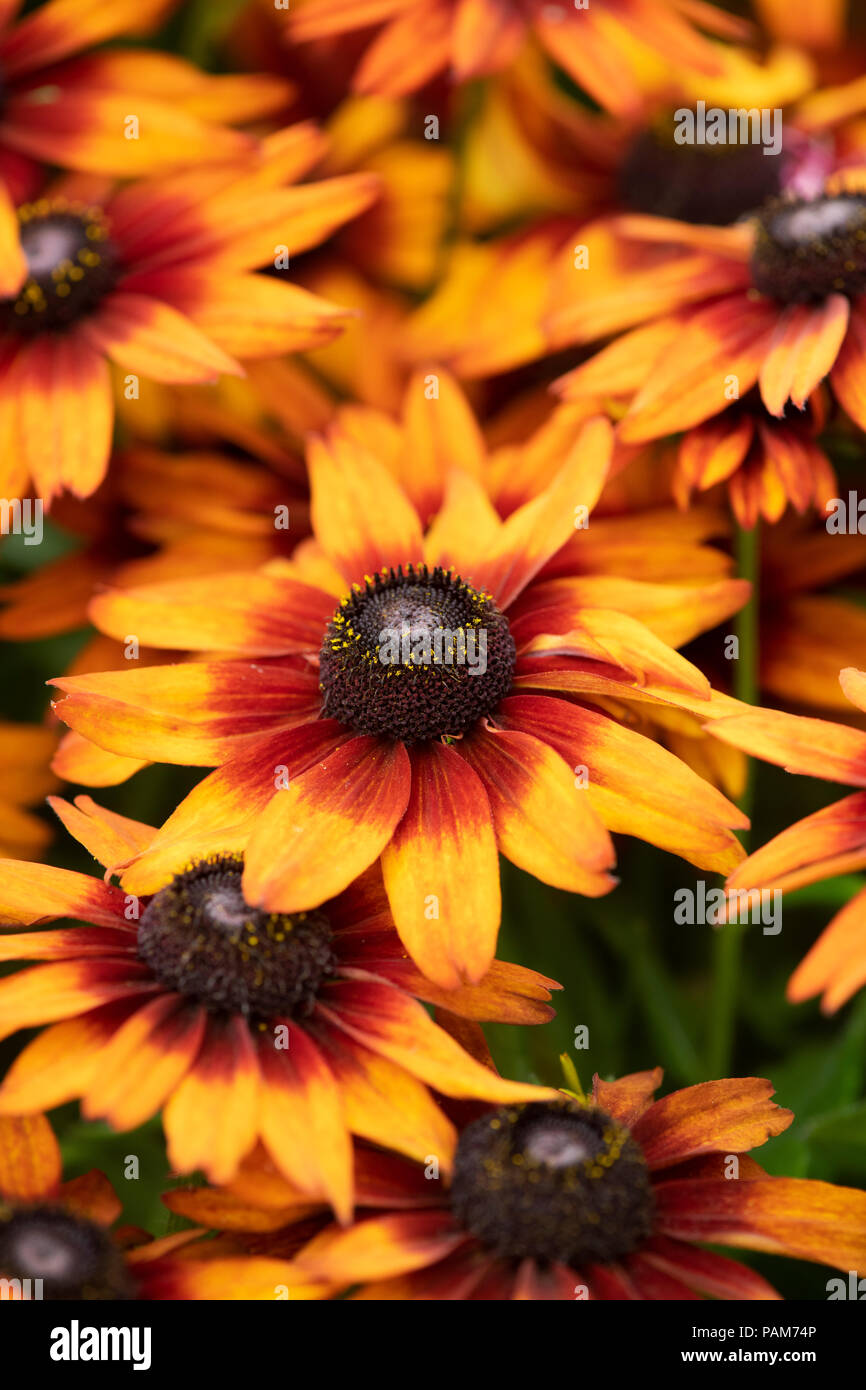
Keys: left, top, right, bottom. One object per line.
{"left": 163, "top": 1015, "right": 260, "bottom": 1185}
{"left": 307, "top": 426, "right": 423, "bottom": 585}
{"left": 711, "top": 708, "right": 866, "bottom": 786}
{"left": 319, "top": 979, "right": 556, "bottom": 1103}
{"left": 297, "top": 1209, "right": 463, "bottom": 1284}
{"left": 0, "top": 860, "right": 127, "bottom": 927}
{"left": 0, "top": 1114, "right": 61, "bottom": 1201}
{"left": 461, "top": 721, "right": 616, "bottom": 894}
{"left": 316, "top": 1024, "right": 457, "bottom": 1169}
{"left": 788, "top": 885, "right": 866, "bottom": 1013}
{"left": 655, "top": 1176, "right": 866, "bottom": 1274}
{"left": 243, "top": 736, "right": 412, "bottom": 913}
{"left": 497, "top": 695, "right": 747, "bottom": 875}
{"left": 82, "top": 292, "right": 243, "bottom": 384}
{"left": 82, "top": 994, "right": 205, "bottom": 1131}
{"left": 381, "top": 743, "right": 500, "bottom": 988}
{"left": 88, "top": 569, "right": 332, "bottom": 653}
{"left": 0, "top": 178, "right": 27, "bottom": 295}
{"left": 257, "top": 1027, "right": 353, "bottom": 1222}
{"left": 10, "top": 333, "right": 113, "bottom": 502}
{"left": 632, "top": 1078, "right": 793, "bottom": 1170}
{"left": 475, "top": 416, "right": 613, "bottom": 609}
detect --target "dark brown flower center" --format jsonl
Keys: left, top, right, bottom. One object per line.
{"left": 0, "top": 1206, "right": 133, "bottom": 1300}
{"left": 3, "top": 200, "right": 119, "bottom": 333}
{"left": 450, "top": 1101, "right": 655, "bottom": 1267}
{"left": 137, "top": 855, "right": 337, "bottom": 1019}
{"left": 621, "top": 112, "right": 783, "bottom": 225}
{"left": 751, "top": 193, "right": 866, "bottom": 302}
{"left": 318, "top": 564, "right": 516, "bottom": 743}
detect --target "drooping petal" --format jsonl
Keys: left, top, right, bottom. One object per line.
{"left": 257, "top": 1027, "right": 353, "bottom": 1222}
{"left": 496, "top": 695, "right": 747, "bottom": 875}
{"left": 381, "top": 742, "right": 500, "bottom": 988}
{"left": 10, "top": 332, "right": 113, "bottom": 501}
{"left": 162, "top": 1015, "right": 260, "bottom": 1186}
{"left": 460, "top": 722, "right": 617, "bottom": 895}
{"left": 81, "top": 994, "right": 206, "bottom": 1130}
{"left": 318, "top": 979, "right": 557, "bottom": 1102}
{"left": 655, "top": 1176, "right": 866, "bottom": 1273}
{"left": 314, "top": 1022, "right": 457, "bottom": 1170}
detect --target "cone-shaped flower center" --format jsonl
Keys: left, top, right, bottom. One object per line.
{"left": 137, "top": 855, "right": 337, "bottom": 1019}
{"left": 4, "top": 200, "right": 119, "bottom": 333}
{"left": 751, "top": 193, "right": 866, "bottom": 302}
{"left": 450, "top": 1101, "right": 655, "bottom": 1266}
{"left": 0, "top": 1206, "right": 133, "bottom": 1300}
{"left": 319, "top": 564, "right": 516, "bottom": 743}
{"left": 621, "top": 112, "right": 783, "bottom": 225}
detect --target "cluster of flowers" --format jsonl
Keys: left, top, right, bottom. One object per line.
{"left": 0, "top": 0, "right": 865, "bottom": 1302}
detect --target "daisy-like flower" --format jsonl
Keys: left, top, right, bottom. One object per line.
{"left": 547, "top": 173, "right": 866, "bottom": 446}
{"left": 0, "top": 1110, "right": 143, "bottom": 1300}
{"left": 0, "top": 0, "right": 297, "bottom": 280}
{"left": 670, "top": 389, "right": 836, "bottom": 528}
{"left": 712, "top": 667, "right": 866, "bottom": 1012}
{"left": 165, "top": 1068, "right": 866, "bottom": 1300}
{"left": 50, "top": 391, "right": 750, "bottom": 988}
{"left": 0, "top": 796, "right": 560, "bottom": 1217}
{"left": 0, "top": 130, "right": 379, "bottom": 502}
{"left": 401, "top": 42, "right": 826, "bottom": 381}
{"left": 286, "top": 0, "right": 749, "bottom": 111}
{"left": 0, "top": 1111, "right": 324, "bottom": 1300}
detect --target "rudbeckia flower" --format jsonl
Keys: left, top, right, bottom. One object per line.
{"left": 166, "top": 1068, "right": 866, "bottom": 1300}
{"left": 0, "top": 797, "right": 559, "bottom": 1216}
{"left": 713, "top": 667, "right": 866, "bottom": 1012}
{"left": 0, "top": 1111, "right": 322, "bottom": 1299}
{"left": 0, "top": 1110, "right": 146, "bottom": 1299}
{"left": 0, "top": 0, "right": 295, "bottom": 193}
{"left": 50, "top": 397, "right": 750, "bottom": 988}
{"left": 401, "top": 42, "right": 829, "bottom": 381}
{"left": 671, "top": 388, "right": 836, "bottom": 528}
{"left": 548, "top": 175, "right": 866, "bottom": 444}
{"left": 287, "top": 0, "right": 748, "bottom": 112}
{"left": 0, "top": 131, "right": 379, "bottom": 502}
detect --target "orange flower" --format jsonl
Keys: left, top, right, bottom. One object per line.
{"left": 0, "top": 0, "right": 297, "bottom": 283}
{"left": 550, "top": 182, "right": 866, "bottom": 445}
{"left": 166, "top": 1068, "right": 866, "bottom": 1299}
{"left": 0, "top": 131, "right": 379, "bottom": 501}
{"left": 49, "top": 388, "right": 749, "bottom": 988}
{"left": 0, "top": 1111, "right": 323, "bottom": 1299}
{"left": 287, "top": 0, "right": 749, "bottom": 111}
{"left": 0, "top": 796, "right": 558, "bottom": 1214}
{"left": 714, "top": 667, "right": 866, "bottom": 1012}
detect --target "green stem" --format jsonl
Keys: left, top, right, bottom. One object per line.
{"left": 708, "top": 521, "right": 760, "bottom": 1076}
